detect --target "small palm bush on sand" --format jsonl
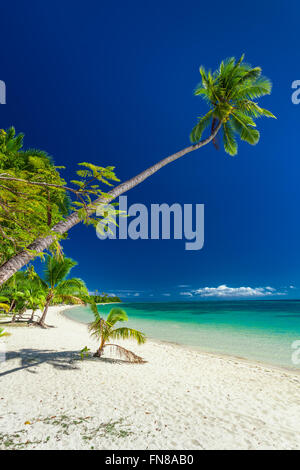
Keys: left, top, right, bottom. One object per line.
{"left": 88, "top": 307, "right": 146, "bottom": 363}
{"left": 0, "top": 296, "right": 9, "bottom": 314}
{"left": 0, "top": 327, "right": 10, "bottom": 338}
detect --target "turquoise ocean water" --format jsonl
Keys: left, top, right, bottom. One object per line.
{"left": 64, "top": 301, "right": 300, "bottom": 370}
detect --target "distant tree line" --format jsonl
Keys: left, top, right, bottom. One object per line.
{"left": 91, "top": 293, "right": 121, "bottom": 304}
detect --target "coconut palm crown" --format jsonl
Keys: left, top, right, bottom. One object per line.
{"left": 88, "top": 307, "right": 146, "bottom": 363}
{"left": 190, "top": 54, "right": 276, "bottom": 155}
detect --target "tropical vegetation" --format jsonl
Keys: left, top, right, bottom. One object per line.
{"left": 88, "top": 307, "right": 146, "bottom": 363}
{"left": 0, "top": 269, "right": 45, "bottom": 322}
{"left": 0, "top": 128, "right": 69, "bottom": 265}
{"left": 0, "top": 255, "right": 90, "bottom": 327}
{"left": 91, "top": 293, "right": 121, "bottom": 304}
{"left": 0, "top": 128, "right": 120, "bottom": 283}
{"left": 31, "top": 255, "right": 88, "bottom": 327}
{"left": 0, "top": 255, "right": 146, "bottom": 364}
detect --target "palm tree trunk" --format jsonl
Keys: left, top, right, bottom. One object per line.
{"left": 0, "top": 122, "right": 222, "bottom": 285}
{"left": 29, "top": 309, "right": 36, "bottom": 323}
{"left": 9, "top": 299, "right": 15, "bottom": 313}
{"left": 93, "top": 348, "right": 103, "bottom": 357}
{"left": 38, "top": 294, "right": 52, "bottom": 327}
{"left": 94, "top": 338, "right": 105, "bottom": 357}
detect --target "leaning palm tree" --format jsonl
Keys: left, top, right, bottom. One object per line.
{"left": 37, "top": 255, "right": 88, "bottom": 327}
{"left": 88, "top": 307, "right": 146, "bottom": 363}
{"left": 0, "top": 55, "right": 276, "bottom": 284}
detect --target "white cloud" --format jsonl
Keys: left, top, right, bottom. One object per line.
{"left": 180, "top": 292, "right": 193, "bottom": 297}
{"left": 113, "top": 289, "right": 144, "bottom": 297}
{"left": 88, "top": 291, "right": 116, "bottom": 296}
{"left": 289, "top": 285, "right": 296, "bottom": 289}
{"left": 192, "top": 284, "right": 284, "bottom": 298}
{"left": 162, "top": 293, "right": 171, "bottom": 297}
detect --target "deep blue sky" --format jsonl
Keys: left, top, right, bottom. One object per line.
{"left": 1, "top": 0, "right": 300, "bottom": 300}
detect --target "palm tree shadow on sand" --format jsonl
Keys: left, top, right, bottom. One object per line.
{"left": 0, "top": 348, "right": 145, "bottom": 378}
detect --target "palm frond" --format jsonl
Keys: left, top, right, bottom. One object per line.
{"left": 104, "top": 344, "right": 145, "bottom": 363}
{"left": 190, "top": 110, "right": 213, "bottom": 143}
{"left": 55, "top": 278, "right": 88, "bottom": 296}
{"left": 231, "top": 110, "right": 256, "bottom": 127}
{"left": 236, "top": 67, "right": 262, "bottom": 86}
{"left": 231, "top": 111, "right": 260, "bottom": 145}
{"left": 190, "top": 55, "right": 275, "bottom": 154}
{"left": 110, "top": 327, "right": 146, "bottom": 345}
{"left": 106, "top": 308, "right": 128, "bottom": 326}
{"left": 223, "top": 122, "right": 238, "bottom": 156}
{"left": 240, "top": 126, "right": 260, "bottom": 145}
{"left": 88, "top": 317, "right": 107, "bottom": 340}
{"left": 238, "top": 100, "right": 276, "bottom": 119}
{"left": 234, "top": 77, "right": 272, "bottom": 100}
{"left": 44, "top": 255, "right": 77, "bottom": 287}
{"left": 54, "top": 294, "right": 85, "bottom": 305}
{"left": 88, "top": 321, "right": 101, "bottom": 340}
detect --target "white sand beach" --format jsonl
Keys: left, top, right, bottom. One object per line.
{"left": 0, "top": 305, "right": 300, "bottom": 450}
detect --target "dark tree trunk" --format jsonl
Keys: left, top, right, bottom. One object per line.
{"left": 9, "top": 299, "right": 15, "bottom": 313}
{"left": 47, "top": 190, "right": 52, "bottom": 226}
{"left": 93, "top": 349, "right": 103, "bottom": 357}
{"left": 38, "top": 294, "right": 52, "bottom": 327}
{"left": 29, "top": 309, "right": 36, "bottom": 323}
{"left": 94, "top": 338, "right": 105, "bottom": 357}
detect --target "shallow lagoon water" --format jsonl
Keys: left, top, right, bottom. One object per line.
{"left": 64, "top": 300, "right": 300, "bottom": 369}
